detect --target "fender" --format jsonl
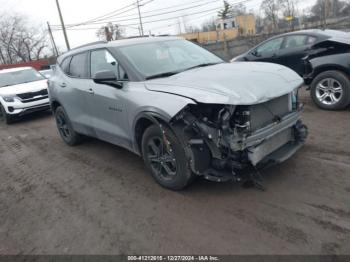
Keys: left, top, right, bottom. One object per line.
{"left": 131, "top": 109, "right": 179, "bottom": 155}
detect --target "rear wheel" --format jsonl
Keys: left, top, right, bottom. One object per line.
{"left": 310, "top": 71, "right": 350, "bottom": 110}
{"left": 0, "top": 104, "right": 15, "bottom": 124}
{"left": 54, "top": 106, "right": 82, "bottom": 146}
{"left": 141, "top": 125, "right": 195, "bottom": 190}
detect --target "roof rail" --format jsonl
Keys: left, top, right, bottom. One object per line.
{"left": 120, "top": 35, "right": 153, "bottom": 40}
{"left": 71, "top": 41, "right": 107, "bottom": 51}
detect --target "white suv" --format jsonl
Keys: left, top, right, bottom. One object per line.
{"left": 0, "top": 67, "right": 50, "bottom": 124}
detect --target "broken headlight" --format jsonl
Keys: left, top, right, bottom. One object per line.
{"left": 233, "top": 106, "right": 251, "bottom": 133}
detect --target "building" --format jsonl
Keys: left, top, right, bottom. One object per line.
{"left": 179, "top": 14, "right": 256, "bottom": 44}
{"left": 215, "top": 14, "right": 256, "bottom": 35}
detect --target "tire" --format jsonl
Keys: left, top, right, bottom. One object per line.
{"left": 310, "top": 70, "right": 350, "bottom": 110}
{"left": 0, "top": 104, "right": 15, "bottom": 124}
{"left": 141, "top": 124, "right": 195, "bottom": 190}
{"left": 54, "top": 106, "right": 82, "bottom": 146}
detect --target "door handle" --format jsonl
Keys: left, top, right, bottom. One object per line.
{"left": 87, "top": 88, "right": 94, "bottom": 94}
{"left": 59, "top": 82, "right": 67, "bottom": 88}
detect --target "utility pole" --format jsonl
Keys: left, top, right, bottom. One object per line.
{"left": 324, "top": 0, "right": 329, "bottom": 29}
{"left": 47, "top": 22, "right": 59, "bottom": 56}
{"left": 55, "top": 0, "right": 70, "bottom": 50}
{"left": 136, "top": 0, "right": 144, "bottom": 36}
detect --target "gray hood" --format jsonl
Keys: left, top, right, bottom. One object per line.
{"left": 145, "top": 62, "right": 303, "bottom": 105}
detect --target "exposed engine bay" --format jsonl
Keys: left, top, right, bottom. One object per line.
{"left": 169, "top": 91, "right": 308, "bottom": 185}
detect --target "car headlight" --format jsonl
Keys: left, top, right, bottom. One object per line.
{"left": 2, "top": 96, "right": 15, "bottom": 103}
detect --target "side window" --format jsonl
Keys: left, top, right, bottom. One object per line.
{"left": 69, "top": 53, "right": 88, "bottom": 78}
{"left": 256, "top": 37, "right": 284, "bottom": 56}
{"left": 284, "top": 35, "right": 308, "bottom": 49}
{"left": 90, "top": 49, "right": 128, "bottom": 80}
{"left": 307, "top": 36, "right": 317, "bottom": 45}
{"left": 60, "top": 57, "right": 71, "bottom": 74}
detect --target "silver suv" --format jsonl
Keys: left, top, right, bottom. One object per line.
{"left": 49, "top": 37, "right": 308, "bottom": 190}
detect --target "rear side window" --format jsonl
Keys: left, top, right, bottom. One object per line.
{"left": 60, "top": 57, "right": 71, "bottom": 74}
{"left": 69, "top": 53, "right": 88, "bottom": 78}
{"left": 307, "top": 36, "right": 317, "bottom": 45}
{"left": 284, "top": 35, "right": 308, "bottom": 49}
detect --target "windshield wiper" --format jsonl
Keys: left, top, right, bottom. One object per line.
{"left": 181, "top": 62, "right": 223, "bottom": 72}
{"left": 145, "top": 71, "right": 180, "bottom": 80}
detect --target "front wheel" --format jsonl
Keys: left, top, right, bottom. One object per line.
{"left": 141, "top": 125, "right": 195, "bottom": 190}
{"left": 310, "top": 71, "right": 350, "bottom": 110}
{"left": 54, "top": 106, "right": 82, "bottom": 146}
{"left": 0, "top": 104, "right": 15, "bottom": 124}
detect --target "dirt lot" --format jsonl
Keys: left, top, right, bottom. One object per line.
{"left": 0, "top": 90, "right": 349, "bottom": 255}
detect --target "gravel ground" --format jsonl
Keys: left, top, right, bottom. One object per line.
{"left": 0, "top": 89, "right": 349, "bottom": 255}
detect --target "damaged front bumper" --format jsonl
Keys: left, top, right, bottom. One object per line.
{"left": 241, "top": 112, "right": 307, "bottom": 166}
{"left": 171, "top": 99, "right": 308, "bottom": 183}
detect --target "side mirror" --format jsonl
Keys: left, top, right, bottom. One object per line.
{"left": 93, "top": 70, "right": 123, "bottom": 89}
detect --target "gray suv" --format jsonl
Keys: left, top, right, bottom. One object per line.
{"left": 49, "top": 37, "right": 308, "bottom": 190}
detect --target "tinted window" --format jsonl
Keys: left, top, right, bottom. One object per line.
{"left": 69, "top": 53, "right": 88, "bottom": 78}
{"left": 256, "top": 37, "right": 284, "bottom": 56}
{"left": 60, "top": 57, "right": 71, "bottom": 74}
{"left": 284, "top": 35, "right": 307, "bottom": 49}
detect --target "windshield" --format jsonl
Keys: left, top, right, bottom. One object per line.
{"left": 0, "top": 68, "right": 45, "bottom": 88}
{"left": 118, "top": 39, "right": 223, "bottom": 78}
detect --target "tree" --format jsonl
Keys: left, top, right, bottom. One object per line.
{"left": 0, "top": 14, "right": 48, "bottom": 64}
{"left": 231, "top": 3, "right": 247, "bottom": 16}
{"left": 280, "top": 0, "right": 298, "bottom": 18}
{"left": 311, "top": 0, "right": 348, "bottom": 20}
{"left": 280, "top": 0, "right": 299, "bottom": 29}
{"left": 96, "top": 22, "right": 124, "bottom": 41}
{"left": 260, "top": 0, "right": 280, "bottom": 30}
{"left": 218, "top": 1, "right": 233, "bottom": 19}
{"left": 201, "top": 18, "right": 217, "bottom": 32}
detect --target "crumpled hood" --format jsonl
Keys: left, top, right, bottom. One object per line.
{"left": 0, "top": 80, "right": 47, "bottom": 96}
{"left": 145, "top": 62, "right": 303, "bottom": 105}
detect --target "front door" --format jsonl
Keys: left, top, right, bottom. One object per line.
{"left": 84, "top": 48, "right": 130, "bottom": 147}
{"left": 248, "top": 37, "right": 285, "bottom": 64}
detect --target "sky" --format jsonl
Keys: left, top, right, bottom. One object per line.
{"left": 0, "top": 0, "right": 317, "bottom": 52}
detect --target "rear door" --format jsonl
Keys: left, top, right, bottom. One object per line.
{"left": 277, "top": 34, "right": 317, "bottom": 75}
{"left": 84, "top": 48, "right": 130, "bottom": 147}
{"left": 54, "top": 52, "right": 93, "bottom": 135}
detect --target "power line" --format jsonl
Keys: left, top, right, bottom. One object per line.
{"left": 53, "top": 0, "right": 251, "bottom": 30}
{"left": 63, "top": 2, "right": 137, "bottom": 28}
{"left": 52, "top": 0, "right": 253, "bottom": 33}
{"left": 52, "top": 0, "right": 152, "bottom": 29}
{"left": 149, "top": 9, "right": 218, "bottom": 31}
{"left": 62, "top": 0, "right": 221, "bottom": 26}
{"left": 73, "top": 0, "right": 217, "bottom": 24}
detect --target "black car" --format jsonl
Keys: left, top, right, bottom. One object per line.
{"left": 232, "top": 29, "right": 350, "bottom": 110}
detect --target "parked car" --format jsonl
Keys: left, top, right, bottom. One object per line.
{"left": 40, "top": 69, "right": 54, "bottom": 79}
{"left": 49, "top": 37, "right": 308, "bottom": 190}
{"left": 232, "top": 29, "right": 350, "bottom": 110}
{"left": 0, "top": 67, "right": 50, "bottom": 124}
